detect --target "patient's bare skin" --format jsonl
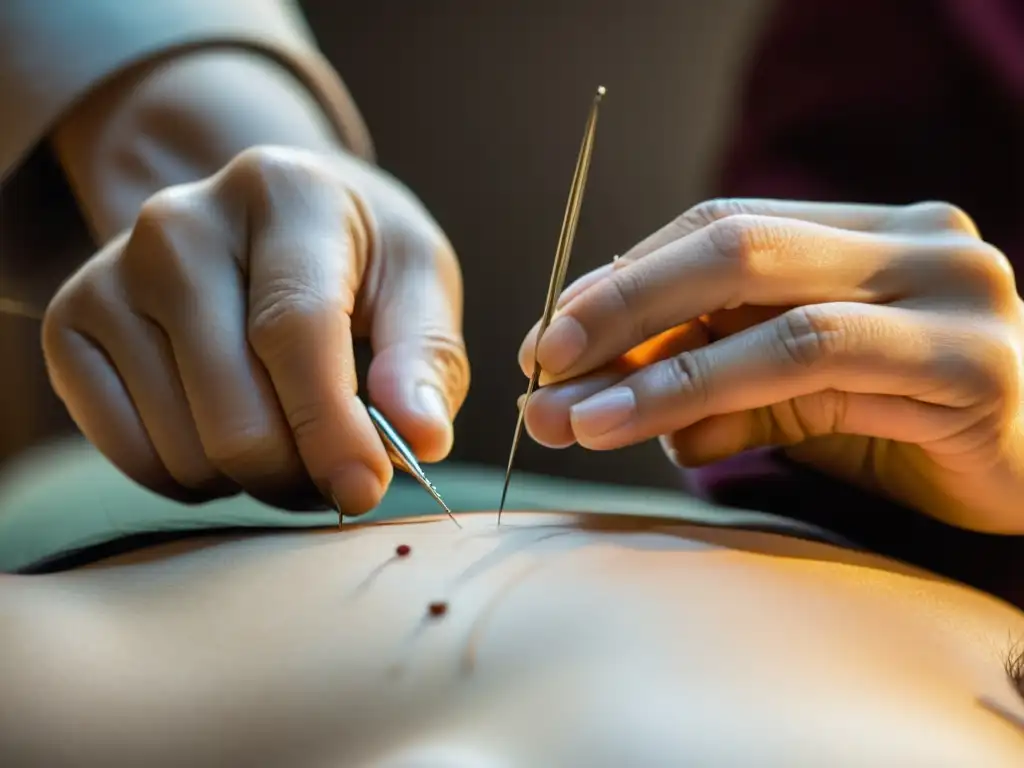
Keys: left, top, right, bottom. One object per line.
{"left": 1, "top": 510, "right": 1023, "bottom": 766}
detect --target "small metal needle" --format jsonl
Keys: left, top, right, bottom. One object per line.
{"left": 330, "top": 491, "right": 344, "bottom": 528}
{"left": 497, "top": 86, "right": 606, "bottom": 525}
{"left": 367, "top": 405, "right": 462, "bottom": 528}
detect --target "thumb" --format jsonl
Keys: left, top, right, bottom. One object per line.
{"left": 365, "top": 246, "right": 469, "bottom": 464}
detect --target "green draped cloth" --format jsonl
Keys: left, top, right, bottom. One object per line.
{"left": 0, "top": 437, "right": 833, "bottom": 572}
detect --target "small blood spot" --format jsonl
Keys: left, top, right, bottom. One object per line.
{"left": 427, "top": 601, "right": 448, "bottom": 618}
{"left": 395, "top": 544, "right": 411, "bottom": 557}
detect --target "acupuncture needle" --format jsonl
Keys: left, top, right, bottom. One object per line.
{"left": 497, "top": 86, "right": 605, "bottom": 525}
{"left": 367, "top": 404, "right": 462, "bottom": 528}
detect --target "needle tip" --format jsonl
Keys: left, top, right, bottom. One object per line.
{"left": 497, "top": 486, "right": 510, "bottom": 527}
{"left": 433, "top": 492, "right": 462, "bottom": 528}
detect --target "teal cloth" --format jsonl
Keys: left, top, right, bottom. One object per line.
{"left": 0, "top": 437, "right": 834, "bottom": 573}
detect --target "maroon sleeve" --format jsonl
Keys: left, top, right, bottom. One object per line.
{"left": 704, "top": 0, "right": 1024, "bottom": 502}
{"left": 716, "top": 0, "right": 1023, "bottom": 266}
{"left": 691, "top": 0, "right": 1024, "bottom": 606}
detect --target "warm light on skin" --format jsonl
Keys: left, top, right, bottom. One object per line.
{"left": 613, "top": 322, "right": 708, "bottom": 374}
{"left": 1, "top": 511, "right": 1022, "bottom": 766}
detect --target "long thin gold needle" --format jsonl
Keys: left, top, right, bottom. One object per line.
{"left": 497, "top": 86, "right": 605, "bottom": 525}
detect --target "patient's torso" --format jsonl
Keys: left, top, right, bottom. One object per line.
{"left": 2, "top": 511, "right": 1023, "bottom": 767}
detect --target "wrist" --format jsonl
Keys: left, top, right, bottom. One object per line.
{"left": 51, "top": 47, "right": 348, "bottom": 241}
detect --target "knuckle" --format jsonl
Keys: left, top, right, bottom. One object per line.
{"left": 133, "top": 189, "right": 195, "bottom": 250}
{"left": 247, "top": 277, "right": 338, "bottom": 354}
{"left": 952, "top": 242, "right": 1018, "bottom": 310}
{"left": 705, "top": 214, "right": 777, "bottom": 278}
{"left": 229, "top": 146, "right": 327, "bottom": 207}
{"left": 43, "top": 255, "right": 120, "bottom": 342}
{"left": 705, "top": 214, "right": 752, "bottom": 259}
{"left": 770, "top": 392, "right": 847, "bottom": 444}
{"left": 667, "top": 350, "right": 712, "bottom": 407}
{"left": 282, "top": 400, "right": 328, "bottom": 443}
{"left": 44, "top": 270, "right": 93, "bottom": 330}
{"left": 606, "top": 265, "right": 653, "bottom": 343}
{"left": 123, "top": 188, "right": 201, "bottom": 289}
{"left": 905, "top": 201, "right": 980, "bottom": 237}
{"left": 228, "top": 147, "right": 357, "bottom": 247}
{"left": 138, "top": 186, "right": 192, "bottom": 225}
{"left": 40, "top": 294, "right": 75, "bottom": 380}
{"left": 776, "top": 305, "right": 844, "bottom": 368}
{"left": 676, "top": 198, "right": 747, "bottom": 233}
{"left": 607, "top": 265, "right": 644, "bottom": 313}
{"left": 797, "top": 390, "right": 849, "bottom": 437}
{"left": 975, "top": 326, "right": 1023, "bottom": 400}
{"left": 345, "top": 188, "right": 377, "bottom": 264}
{"left": 232, "top": 145, "right": 312, "bottom": 180}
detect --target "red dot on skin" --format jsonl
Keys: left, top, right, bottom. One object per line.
{"left": 427, "top": 601, "right": 448, "bottom": 618}
{"left": 395, "top": 544, "right": 411, "bottom": 557}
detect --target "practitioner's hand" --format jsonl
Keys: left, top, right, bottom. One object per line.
{"left": 518, "top": 199, "right": 1024, "bottom": 534}
{"left": 43, "top": 147, "right": 468, "bottom": 514}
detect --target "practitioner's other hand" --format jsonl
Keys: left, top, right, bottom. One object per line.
{"left": 518, "top": 199, "right": 1024, "bottom": 534}
{"left": 43, "top": 147, "right": 468, "bottom": 514}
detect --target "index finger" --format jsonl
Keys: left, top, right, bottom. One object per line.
{"left": 519, "top": 200, "right": 942, "bottom": 379}
{"left": 237, "top": 154, "right": 392, "bottom": 515}
{"left": 530, "top": 215, "right": 940, "bottom": 383}
{"left": 617, "top": 198, "right": 978, "bottom": 266}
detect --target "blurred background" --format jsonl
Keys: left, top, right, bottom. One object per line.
{"left": 0, "top": 0, "right": 770, "bottom": 488}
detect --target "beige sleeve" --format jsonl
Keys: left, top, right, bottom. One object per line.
{"left": 0, "top": 0, "right": 373, "bottom": 183}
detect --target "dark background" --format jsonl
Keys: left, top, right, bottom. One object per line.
{"left": 301, "top": 0, "right": 769, "bottom": 488}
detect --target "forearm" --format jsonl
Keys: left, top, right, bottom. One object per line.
{"left": 51, "top": 48, "right": 348, "bottom": 242}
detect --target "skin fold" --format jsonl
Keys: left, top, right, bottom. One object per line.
{"left": 1, "top": 510, "right": 1023, "bottom": 767}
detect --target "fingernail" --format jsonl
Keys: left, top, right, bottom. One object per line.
{"left": 517, "top": 393, "right": 527, "bottom": 411}
{"left": 518, "top": 326, "right": 540, "bottom": 375}
{"left": 538, "top": 316, "right": 587, "bottom": 374}
{"left": 328, "top": 461, "right": 384, "bottom": 516}
{"left": 658, "top": 434, "right": 682, "bottom": 466}
{"left": 571, "top": 387, "right": 637, "bottom": 438}
{"left": 415, "top": 384, "right": 454, "bottom": 455}
{"left": 415, "top": 383, "right": 451, "bottom": 427}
